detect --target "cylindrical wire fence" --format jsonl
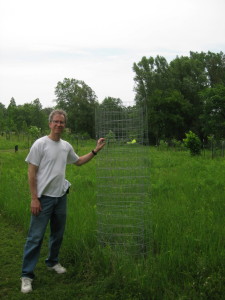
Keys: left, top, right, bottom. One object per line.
{"left": 95, "top": 104, "right": 150, "bottom": 255}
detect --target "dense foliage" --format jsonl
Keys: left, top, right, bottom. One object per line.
{"left": 0, "top": 98, "right": 51, "bottom": 134}
{"left": 0, "top": 51, "right": 224, "bottom": 143}
{"left": 54, "top": 78, "right": 98, "bottom": 138}
{"left": 133, "top": 51, "right": 225, "bottom": 143}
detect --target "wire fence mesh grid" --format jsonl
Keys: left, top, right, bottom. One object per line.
{"left": 95, "top": 104, "right": 151, "bottom": 255}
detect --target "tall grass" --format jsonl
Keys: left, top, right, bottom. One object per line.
{"left": 0, "top": 133, "right": 31, "bottom": 150}
{"left": 0, "top": 140, "right": 225, "bottom": 299}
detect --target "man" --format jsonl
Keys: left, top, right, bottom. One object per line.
{"left": 21, "top": 109, "right": 105, "bottom": 293}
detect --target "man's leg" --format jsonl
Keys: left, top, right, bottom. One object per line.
{"left": 45, "top": 193, "right": 67, "bottom": 267}
{"left": 21, "top": 196, "right": 54, "bottom": 279}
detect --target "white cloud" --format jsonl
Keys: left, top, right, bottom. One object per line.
{"left": 0, "top": 0, "right": 225, "bottom": 107}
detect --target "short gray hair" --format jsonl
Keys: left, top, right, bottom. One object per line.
{"left": 49, "top": 109, "right": 67, "bottom": 123}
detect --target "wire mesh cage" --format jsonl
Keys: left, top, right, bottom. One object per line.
{"left": 95, "top": 103, "right": 150, "bottom": 255}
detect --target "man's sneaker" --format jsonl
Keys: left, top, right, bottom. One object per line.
{"left": 21, "top": 277, "right": 33, "bottom": 294}
{"left": 48, "top": 263, "right": 67, "bottom": 274}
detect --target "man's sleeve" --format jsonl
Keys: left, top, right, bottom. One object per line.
{"left": 67, "top": 145, "right": 79, "bottom": 164}
{"left": 25, "top": 141, "right": 42, "bottom": 166}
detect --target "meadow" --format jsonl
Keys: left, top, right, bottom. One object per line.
{"left": 0, "top": 135, "right": 225, "bottom": 299}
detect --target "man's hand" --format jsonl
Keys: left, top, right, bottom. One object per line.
{"left": 31, "top": 198, "right": 42, "bottom": 216}
{"left": 94, "top": 138, "right": 106, "bottom": 153}
{"left": 75, "top": 138, "right": 106, "bottom": 166}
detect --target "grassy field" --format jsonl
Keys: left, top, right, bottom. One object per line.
{"left": 0, "top": 136, "right": 225, "bottom": 299}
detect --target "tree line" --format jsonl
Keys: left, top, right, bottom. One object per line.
{"left": 133, "top": 51, "right": 225, "bottom": 143}
{"left": 0, "top": 51, "right": 225, "bottom": 143}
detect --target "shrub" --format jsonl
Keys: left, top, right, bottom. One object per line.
{"left": 105, "top": 130, "right": 116, "bottom": 143}
{"left": 28, "top": 126, "right": 41, "bottom": 141}
{"left": 183, "top": 131, "right": 202, "bottom": 156}
{"left": 158, "top": 140, "right": 168, "bottom": 150}
{"left": 171, "top": 139, "right": 185, "bottom": 151}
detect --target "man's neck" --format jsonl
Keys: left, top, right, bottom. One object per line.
{"left": 48, "top": 133, "right": 61, "bottom": 142}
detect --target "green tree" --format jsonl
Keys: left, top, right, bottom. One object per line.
{"left": 55, "top": 78, "right": 98, "bottom": 137}
{"left": 100, "top": 97, "right": 124, "bottom": 110}
{"left": 133, "top": 51, "right": 225, "bottom": 143}
{"left": 6, "top": 98, "right": 18, "bottom": 131}
{"left": 15, "top": 100, "right": 47, "bottom": 133}
{"left": 30, "top": 99, "right": 46, "bottom": 130}
{"left": 133, "top": 55, "right": 171, "bottom": 105}
{"left": 147, "top": 89, "right": 192, "bottom": 142}
{"left": 0, "top": 102, "right": 6, "bottom": 132}
{"left": 133, "top": 55, "right": 194, "bottom": 142}
{"left": 205, "top": 51, "right": 225, "bottom": 86}
{"left": 200, "top": 85, "right": 225, "bottom": 139}
{"left": 21, "top": 120, "right": 28, "bottom": 134}
{"left": 16, "top": 104, "right": 32, "bottom": 131}
{"left": 133, "top": 56, "right": 171, "bottom": 143}
{"left": 169, "top": 55, "right": 207, "bottom": 134}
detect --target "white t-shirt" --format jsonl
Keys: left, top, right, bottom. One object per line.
{"left": 25, "top": 136, "right": 79, "bottom": 197}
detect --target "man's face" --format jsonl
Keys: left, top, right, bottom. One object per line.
{"left": 49, "top": 113, "right": 66, "bottom": 135}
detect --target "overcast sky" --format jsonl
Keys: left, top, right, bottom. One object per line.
{"left": 0, "top": 0, "right": 225, "bottom": 108}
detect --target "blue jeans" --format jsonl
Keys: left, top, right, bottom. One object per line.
{"left": 21, "top": 194, "right": 67, "bottom": 279}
